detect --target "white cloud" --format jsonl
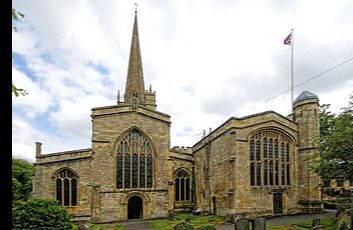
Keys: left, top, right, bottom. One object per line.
{"left": 12, "top": 0, "right": 353, "bottom": 158}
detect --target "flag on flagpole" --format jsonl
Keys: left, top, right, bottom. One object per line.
{"left": 284, "top": 33, "right": 292, "bottom": 45}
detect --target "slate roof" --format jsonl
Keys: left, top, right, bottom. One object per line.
{"left": 293, "top": 91, "right": 318, "bottom": 104}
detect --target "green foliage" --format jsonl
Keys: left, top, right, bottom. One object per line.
{"left": 12, "top": 83, "right": 28, "bottom": 97}
{"left": 319, "top": 104, "right": 336, "bottom": 137}
{"left": 151, "top": 212, "right": 225, "bottom": 230}
{"left": 174, "top": 221, "right": 194, "bottom": 230}
{"left": 12, "top": 159, "right": 35, "bottom": 201}
{"left": 199, "top": 224, "right": 216, "bottom": 230}
{"left": 12, "top": 198, "right": 72, "bottom": 230}
{"left": 12, "top": 8, "right": 25, "bottom": 32}
{"left": 12, "top": 8, "right": 28, "bottom": 97}
{"left": 313, "top": 94, "right": 353, "bottom": 182}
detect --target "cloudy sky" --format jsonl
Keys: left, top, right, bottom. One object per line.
{"left": 12, "top": 0, "right": 353, "bottom": 162}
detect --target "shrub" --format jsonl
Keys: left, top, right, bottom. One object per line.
{"left": 199, "top": 224, "right": 216, "bottom": 230}
{"left": 12, "top": 198, "right": 72, "bottom": 230}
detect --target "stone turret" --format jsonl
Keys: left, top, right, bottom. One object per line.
{"left": 293, "top": 91, "right": 323, "bottom": 212}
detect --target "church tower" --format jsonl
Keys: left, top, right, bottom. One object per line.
{"left": 293, "top": 91, "right": 323, "bottom": 213}
{"left": 89, "top": 9, "right": 171, "bottom": 222}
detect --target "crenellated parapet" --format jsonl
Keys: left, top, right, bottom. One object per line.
{"left": 171, "top": 146, "right": 192, "bottom": 154}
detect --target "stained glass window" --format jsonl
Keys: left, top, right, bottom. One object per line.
{"left": 116, "top": 153, "right": 123, "bottom": 189}
{"left": 264, "top": 160, "right": 268, "bottom": 185}
{"left": 269, "top": 161, "right": 274, "bottom": 185}
{"left": 285, "top": 143, "right": 290, "bottom": 162}
{"left": 125, "top": 154, "right": 130, "bottom": 188}
{"left": 140, "top": 154, "right": 145, "bottom": 188}
{"left": 286, "top": 164, "right": 290, "bottom": 185}
{"left": 249, "top": 131, "right": 292, "bottom": 188}
{"left": 250, "top": 139, "right": 255, "bottom": 160}
{"left": 56, "top": 169, "right": 77, "bottom": 206}
{"left": 175, "top": 169, "right": 191, "bottom": 202}
{"left": 256, "top": 163, "right": 261, "bottom": 186}
{"left": 132, "top": 154, "right": 138, "bottom": 188}
{"left": 280, "top": 143, "right": 285, "bottom": 161}
{"left": 269, "top": 138, "right": 273, "bottom": 158}
{"left": 116, "top": 129, "right": 154, "bottom": 189}
{"left": 275, "top": 161, "right": 279, "bottom": 185}
{"left": 263, "top": 138, "right": 268, "bottom": 158}
{"left": 147, "top": 154, "right": 153, "bottom": 188}
{"left": 256, "top": 140, "right": 261, "bottom": 161}
{"left": 281, "top": 163, "right": 285, "bottom": 185}
{"left": 250, "top": 163, "right": 255, "bottom": 186}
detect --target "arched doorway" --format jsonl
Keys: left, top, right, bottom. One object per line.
{"left": 128, "top": 196, "right": 143, "bottom": 219}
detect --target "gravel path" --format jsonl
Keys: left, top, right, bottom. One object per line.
{"left": 121, "top": 219, "right": 153, "bottom": 230}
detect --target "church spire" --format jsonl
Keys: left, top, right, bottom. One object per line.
{"left": 124, "top": 8, "right": 146, "bottom": 105}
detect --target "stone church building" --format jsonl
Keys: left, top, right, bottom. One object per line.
{"left": 32, "top": 12, "right": 323, "bottom": 223}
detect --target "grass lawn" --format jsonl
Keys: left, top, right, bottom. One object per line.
{"left": 151, "top": 212, "right": 226, "bottom": 229}
{"left": 267, "top": 217, "right": 336, "bottom": 230}
{"left": 151, "top": 213, "right": 336, "bottom": 230}
{"left": 73, "top": 215, "right": 336, "bottom": 230}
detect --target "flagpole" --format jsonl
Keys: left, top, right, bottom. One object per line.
{"left": 291, "top": 28, "right": 294, "bottom": 118}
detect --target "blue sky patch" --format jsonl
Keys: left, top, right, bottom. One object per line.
{"left": 12, "top": 52, "right": 37, "bottom": 82}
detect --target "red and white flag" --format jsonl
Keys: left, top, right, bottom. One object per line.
{"left": 284, "top": 33, "right": 292, "bottom": 45}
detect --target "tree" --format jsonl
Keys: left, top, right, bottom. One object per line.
{"left": 12, "top": 8, "right": 28, "bottom": 97}
{"left": 313, "top": 94, "right": 353, "bottom": 182}
{"left": 319, "top": 104, "right": 336, "bottom": 137}
{"left": 12, "top": 159, "right": 35, "bottom": 201}
{"left": 12, "top": 198, "right": 73, "bottom": 230}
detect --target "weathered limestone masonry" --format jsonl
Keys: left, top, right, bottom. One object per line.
{"left": 193, "top": 112, "right": 300, "bottom": 217}
{"left": 293, "top": 92, "right": 323, "bottom": 213}
{"left": 32, "top": 10, "right": 323, "bottom": 224}
{"left": 90, "top": 103, "right": 171, "bottom": 222}
{"left": 32, "top": 143, "right": 93, "bottom": 223}
{"left": 193, "top": 91, "right": 323, "bottom": 218}
{"left": 169, "top": 146, "right": 195, "bottom": 211}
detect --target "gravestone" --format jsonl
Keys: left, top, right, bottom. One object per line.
{"left": 311, "top": 218, "right": 324, "bottom": 230}
{"left": 252, "top": 217, "right": 266, "bottom": 230}
{"left": 235, "top": 218, "right": 249, "bottom": 230}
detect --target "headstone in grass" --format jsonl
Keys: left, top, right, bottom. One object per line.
{"left": 173, "top": 221, "right": 194, "bottom": 230}
{"left": 252, "top": 217, "right": 266, "bottom": 230}
{"left": 235, "top": 218, "right": 249, "bottom": 230}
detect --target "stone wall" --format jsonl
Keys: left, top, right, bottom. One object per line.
{"left": 90, "top": 104, "right": 171, "bottom": 221}
{"left": 33, "top": 149, "right": 93, "bottom": 220}
{"left": 193, "top": 111, "right": 301, "bottom": 217}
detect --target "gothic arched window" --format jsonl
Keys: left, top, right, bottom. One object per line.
{"left": 116, "top": 129, "right": 154, "bottom": 189}
{"left": 56, "top": 169, "right": 77, "bottom": 206}
{"left": 249, "top": 130, "right": 292, "bottom": 187}
{"left": 175, "top": 169, "right": 191, "bottom": 202}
